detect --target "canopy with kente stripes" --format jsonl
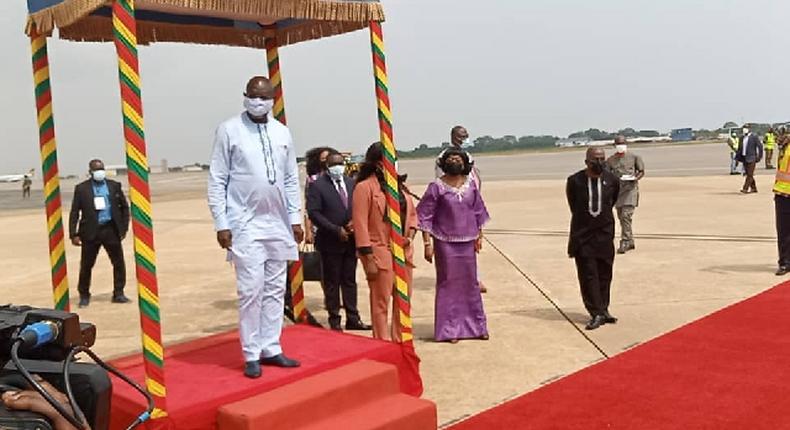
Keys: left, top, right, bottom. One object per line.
{"left": 26, "top": 0, "right": 384, "bottom": 48}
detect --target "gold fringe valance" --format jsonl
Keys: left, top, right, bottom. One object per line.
{"left": 26, "top": 0, "right": 108, "bottom": 35}
{"left": 26, "top": 0, "right": 384, "bottom": 36}
{"left": 57, "top": 14, "right": 370, "bottom": 48}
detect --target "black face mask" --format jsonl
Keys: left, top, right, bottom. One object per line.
{"left": 588, "top": 160, "right": 604, "bottom": 174}
{"left": 444, "top": 162, "right": 464, "bottom": 175}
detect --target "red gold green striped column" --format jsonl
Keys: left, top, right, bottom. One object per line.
{"left": 266, "top": 35, "right": 309, "bottom": 323}
{"left": 112, "top": 0, "right": 169, "bottom": 420}
{"left": 369, "top": 21, "right": 413, "bottom": 342}
{"left": 265, "top": 37, "right": 287, "bottom": 124}
{"left": 30, "top": 28, "right": 70, "bottom": 312}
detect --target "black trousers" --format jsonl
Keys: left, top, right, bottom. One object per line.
{"left": 574, "top": 255, "right": 613, "bottom": 317}
{"left": 776, "top": 194, "right": 790, "bottom": 268}
{"left": 742, "top": 162, "right": 757, "bottom": 192}
{"left": 78, "top": 224, "right": 126, "bottom": 298}
{"left": 319, "top": 246, "right": 360, "bottom": 326}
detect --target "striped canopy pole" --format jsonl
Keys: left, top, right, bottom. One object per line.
{"left": 265, "top": 35, "right": 308, "bottom": 323}
{"left": 369, "top": 21, "right": 413, "bottom": 343}
{"left": 112, "top": 0, "right": 169, "bottom": 420}
{"left": 29, "top": 27, "right": 70, "bottom": 311}
{"left": 265, "top": 36, "right": 287, "bottom": 124}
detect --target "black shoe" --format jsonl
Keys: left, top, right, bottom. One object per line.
{"left": 345, "top": 320, "right": 373, "bottom": 331}
{"left": 78, "top": 297, "right": 90, "bottom": 308}
{"left": 111, "top": 295, "right": 131, "bottom": 304}
{"left": 243, "top": 361, "right": 262, "bottom": 379}
{"left": 617, "top": 244, "right": 628, "bottom": 254}
{"left": 260, "top": 354, "right": 301, "bottom": 368}
{"left": 776, "top": 266, "right": 790, "bottom": 276}
{"left": 603, "top": 312, "right": 618, "bottom": 324}
{"left": 585, "top": 315, "right": 606, "bottom": 331}
{"left": 329, "top": 323, "right": 343, "bottom": 332}
{"left": 627, "top": 242, "right": 635, "bottom": 251}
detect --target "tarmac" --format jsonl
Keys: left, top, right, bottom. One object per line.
{"left": 0, "top": 143, "right": 783, "bottom": 426}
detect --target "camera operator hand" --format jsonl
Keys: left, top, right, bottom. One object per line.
{"left": 1, "top": 376, "right": 90, "bottom": 430}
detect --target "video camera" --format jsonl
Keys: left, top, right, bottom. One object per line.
{"left": 0, "top": 305, "right": 109, "bottom": 430}
{"left": 0, "top": 305, "right": 97, "bottom": 367}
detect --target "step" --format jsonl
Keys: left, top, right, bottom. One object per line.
{"left": 217, "top": 360, "right": 403, "bottom": 430}
{"left": 301, "top": 393, "right": 437, "bottom": 430}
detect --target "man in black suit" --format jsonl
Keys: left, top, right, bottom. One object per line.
{"left": 737, "top": 123, "right": 764, "bottom": 194}
{"left": 307, "top": 151, "right": 371, "bottom": 331}
{"left": 566, "top": 147, "right": 620, "bottom": 330}
{"left": 69, "top": 159, "right": 131, "bottom": 308}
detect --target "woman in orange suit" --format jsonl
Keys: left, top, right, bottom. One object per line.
{"left": 352, "top": 142, "right": 418, "bottom": 342}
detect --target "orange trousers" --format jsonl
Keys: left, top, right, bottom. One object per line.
{"left": 367, "top": 266, "right": 413, "bottom": 342}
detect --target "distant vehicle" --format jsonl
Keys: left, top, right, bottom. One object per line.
{"left": 0, "top": 168, "right": 35, "bottom": 183}
{"left": 671, "top": 128, "right": 694, "bottom": 142}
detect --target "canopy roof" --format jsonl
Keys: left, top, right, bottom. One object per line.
{"left": 26, "top": 0, "right": 384, "bottom": 48}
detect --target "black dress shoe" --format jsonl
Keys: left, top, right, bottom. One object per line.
{"left": 603, "top": 312, "right": 618, "bottom": 324}
{"left": 617, "top": 245, "right": 628, "bottom": 255}
{"left": 78, "top": 297, "right": 90, "bottom": 308}
{"left": 585, "top": 315, "right": 606, "bottom": 331}
{"left": 260, "top": 354, "right": 301, "bottom": 368}
{"left": 111, "top": 295, "right": 131, "bottom": 304}
{"left": 776, "top": 266, "right": 790, "bottom": 276}
{"left": 244, "top": 361, "right": 262, "bottom": 378}
{"left": 329, "top": 323, "right": 343, "bottom": 332}
{"left": 345, "top": 321, "right": 372, "bottom": 331}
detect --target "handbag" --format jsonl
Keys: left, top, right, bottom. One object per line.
{"left": 300, "top": 244, "right": 323, "bottom": 282}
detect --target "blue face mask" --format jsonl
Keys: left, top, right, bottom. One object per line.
{"left": 327, "top": 165, "right": 345, "bottom": 179}
{"left": 91, "top": 170, "right": 106, "bottom": 182}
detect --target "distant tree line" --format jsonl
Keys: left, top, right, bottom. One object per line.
{"left": 396, "top": 120, "right": 787, "bottom": 159}
{"left": 398, "top": 135, "right": 559, "bottom": 159}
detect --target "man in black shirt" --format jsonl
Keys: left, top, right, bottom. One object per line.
{"left": 566, "top": 147, "right": 620, "bottom": 330}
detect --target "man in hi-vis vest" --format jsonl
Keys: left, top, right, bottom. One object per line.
{"left": 773, "top": 137, "right": 790, "bottom": 276}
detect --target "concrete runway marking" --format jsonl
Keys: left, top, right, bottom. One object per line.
{"left": 485, "top": 228, "right": 775, "bottom": 244}
{"left": 483, "top": 236, "right": 610, "bottom": 359}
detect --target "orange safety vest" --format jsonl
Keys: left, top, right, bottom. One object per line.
{"left": 774, "top": 146, "right": 790, "bottom": 196}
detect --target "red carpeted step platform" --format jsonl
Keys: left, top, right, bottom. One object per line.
{"left": 107, "top": 325, "right": 418, "bottom": 430}
{"left": 451, "top": 280, "right": 790, "bottom": 430}
{"left": 216, "top": 360, "right": 436, "bottom": 430}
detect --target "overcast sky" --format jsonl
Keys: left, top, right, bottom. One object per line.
{"left": 1, "top": 0, "right": 789, "bottom": 175}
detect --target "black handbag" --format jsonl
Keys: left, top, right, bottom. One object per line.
{"left": 300, "top": 245, "right": 323, "bottom": 282}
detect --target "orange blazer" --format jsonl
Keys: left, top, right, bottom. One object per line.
{"left": 352, "top": 176, "right": 418, "bottom": 270}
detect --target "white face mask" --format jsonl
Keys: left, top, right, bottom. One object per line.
{"left": 244, "top": 97, "right": 274, "bottom": 118}
{"left": 327, "top": 165, "right": 345, "bottom": 179}
{"left": 91, "top": 170, "right": 106, "bottom": 182}
{"left": 615, "top": 144, "right": 627, "bottom": 154}
{"left": 743, "top": 128, "right": 750, "bottom": 135}
{"left": 461, "top": 138, "right": 473, "bottom": 148}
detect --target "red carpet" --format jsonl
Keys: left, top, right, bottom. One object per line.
{"left": 107, "top": 326, "right": 413, "bottom": 430}
{"left": 451, "top": 280, "right": 790, "bottom": 430}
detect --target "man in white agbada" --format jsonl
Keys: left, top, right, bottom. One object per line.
{"left": 208, "top": 76, "right": 304, "bottom": 379}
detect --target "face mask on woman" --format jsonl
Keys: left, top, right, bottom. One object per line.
{"left": 444, "top": 162, "right": 465, "bottom": 176}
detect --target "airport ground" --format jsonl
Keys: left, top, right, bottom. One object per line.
{"left": 0, "top": 142, "right": 782, "bottom": 426}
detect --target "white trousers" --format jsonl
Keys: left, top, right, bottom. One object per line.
{"left": 232, "top": 239, "right": 287, "bottom": 362}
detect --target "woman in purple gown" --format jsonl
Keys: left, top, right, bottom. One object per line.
{"left": 417, "top": 148, "right": 490, "bottom": 343}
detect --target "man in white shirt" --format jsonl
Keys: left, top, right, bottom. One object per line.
{"left": 208, "top": 76, "right": 304, "bottom": 378}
